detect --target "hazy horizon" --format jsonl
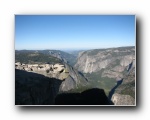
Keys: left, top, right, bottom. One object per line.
{"left": 15, "top": 45, "right": 135, "bottom": 51}
{"left": 15, "top": 15, "right": 135, "bottom": 50}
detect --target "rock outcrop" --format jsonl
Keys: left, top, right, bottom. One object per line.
{"left": 15, "top": 62, "right": 88, "bottom": 105}
{"left": 15, "top": 62, "right": 69, "bottom": 80}
{"left": 15, "top": 50, "right": 88, "bottom": 94}
{"left": 15, "top": 62, "right": 88, "bottom": 93}
{"left": 111, "top": 93, "right": 135, "bottom": 105}
{"left": 15, "top": 69, "right": 63, "bottom": 105}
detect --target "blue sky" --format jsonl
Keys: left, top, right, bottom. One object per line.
{"left": 15, "top": 15, "right": 135, "bottom": 50}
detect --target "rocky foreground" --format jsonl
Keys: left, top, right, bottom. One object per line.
{"left": 15, "top": 62, "right": 69, "bottom": 80}
{"left": 15, "top": 62, "right": 89, "bottom": 105}
{"left": 15, "top": 69, "right": 63, "bottom": 105}
{"left": 15, "top": 69, "right": 112, "bottom": 105}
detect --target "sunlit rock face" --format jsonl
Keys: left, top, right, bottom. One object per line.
{"left": 111, "top": 93, "right": 135, "bottom": 105}
{"left": 75, "top": 47, "right": 135, "bottom": 75}
{"left": 74, "top": 47, "right": 135, "bottom": 81}
{"left": 74, "top": 46, "right": 136, "bottom": 105}
{"left": 15, "top": 62, "right": 69, "bottom": 80}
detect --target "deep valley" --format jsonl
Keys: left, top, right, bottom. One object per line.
{"left": 15, "top": 46, "right": 135, "bottom": 105}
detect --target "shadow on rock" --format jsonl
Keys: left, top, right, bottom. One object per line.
{"left": 16, "top": 69, "right": 114, "bottom": 105}
{"left": 108, "top": 79, "right": 123, "bottom": 100}
{"left": 15, "top": 69, "right": 63, "bottom": 105}
{"left": 55, "top": 88, "right": 114, "bottom": 105}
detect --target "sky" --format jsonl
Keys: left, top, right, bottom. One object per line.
{"left": 15, "top": 15, "right": 135, "bottom": 50}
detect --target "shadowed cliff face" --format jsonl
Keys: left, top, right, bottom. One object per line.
{"left": 55, "top": 88, "right": 113, "bottom": 105}
{"left": 15, "top": 69, "right": 63, "bottom": 105}
{"left": 108, "top": 79, "right": 123, "bottom": 100}
{"left": 15, "top": 68, "right": 88, "bottom": 105}
{"left": 15, "top": 70, "right": 113, "bottom": 105}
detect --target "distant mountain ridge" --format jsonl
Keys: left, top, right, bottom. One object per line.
{"left": 15, "top": 50, "right": 77, "bottom": 66}
{"left": 15, "top": 51, "right": 62, "bottom": 64}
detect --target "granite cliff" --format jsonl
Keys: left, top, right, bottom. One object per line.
{"left": 74, "top": 46, "right": 135, "bottom": 105}
{"left": 110, "top": 62, "right": 135, "bottom": 105}
{"left": 15, "top": 51, "right": 88, "bottom": 105}
{"left": 15, "top": 47, "right": 135, "bottom": 105}
{"left": 15, "top": 69, "right": 62, "bottom": 105}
